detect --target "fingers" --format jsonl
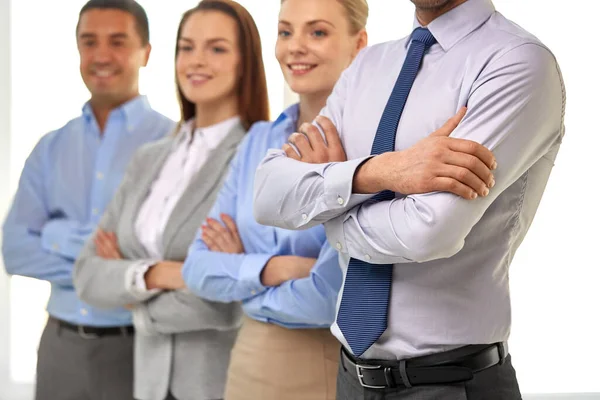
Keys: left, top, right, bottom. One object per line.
{"left": 300, "top": 123, "right": 326, "bottom": 151}
{"left": 315, "top": 116, "right": 343, "bottom": 149}
{"left": 206, "top": 218, "right": 228, "bottom": 234}
{"left": 442, "top": 151, "right": 495, "bottom": 193}
{"left": 430, "top": 107, "right": 468, "bottom": 137}
{"left": 220, "top": 214, "right": 239, "bottom": 237}
{"left": 430, "top": 177, "right": 478, "bottom": 200}
{"left": 202, "top": 218, "right": 231, "bottom": 251}
{"left": 282, "top": 144, "right": 301, "bottom": 160}
{"left": 288, "top": 132, "right": 312, "bottom": 158}
{"left": 94, "top": 232, "right": 120, "bottom": 259}
{"left": 447, "top": 138, "right": 497, "bottom": 171}
{"left": 201, "top": 225, "right": 222, "bottom": 251}
{"left": 439, "top": 164, "right": 489, "bottom": 198}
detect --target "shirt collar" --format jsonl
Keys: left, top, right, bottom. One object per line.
{"left": 273, "top": 103, "right": 300, "bottom": 130}
{"left": 408, "top": 0, "right": 495, "bottom": 52}
{"left": 82, "top": 95, "right": 152, "bottom": 134}
{"left": 177, "top": 116, "right": 242, "bottom": 148}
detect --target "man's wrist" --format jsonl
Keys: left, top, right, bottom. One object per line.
{"left": 352, "top": 154, "right": 387, "bottom": 194}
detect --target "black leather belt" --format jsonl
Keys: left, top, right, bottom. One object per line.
{"left": 341, "top": 342, "right": 507, "bottom": 389}
{"left": 51, "top": 317, "right": 134, "bottom": 339}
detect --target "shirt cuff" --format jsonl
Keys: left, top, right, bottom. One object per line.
{"left": 124, "top": 260, "right": 162, "bottom": 299}
{"left": 324, "top": 212, "right": 351, "bottom": 255}
{"left": 238, "top": 253, "right": 273, "bottom": 296}
{"left": 323, "top": 156, "right": 374, "bottom": 209}
{"left": 41, "top": 219, "right": 72, "bottom": 255}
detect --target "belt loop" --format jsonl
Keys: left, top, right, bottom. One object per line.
{"left": 497, "top": 342, "right": 507, "bottom": 365}
{"left": 398, "top": 360, "right": 412, "bottom": 388}
{"left": 120, "top": 326, "right": 128, "bottom": 336}
{"left": 340, "top": 346, "right": 348, "bottom": 372}
{"left": 384, "top": 367, "right": 396, "bottom": 388}
{"left": 54, "top": 319, "right": 62, "bottom": 337}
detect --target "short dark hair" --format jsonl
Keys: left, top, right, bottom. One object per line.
{"left": 77, "top": 0, "right": 150, "bottom": 45}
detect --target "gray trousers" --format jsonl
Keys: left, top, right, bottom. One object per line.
{"left": 35, "top": 317, "right": 135, "bottom": 400}
{"left": 336, "top": 354, "right": 522, "bottom": 400}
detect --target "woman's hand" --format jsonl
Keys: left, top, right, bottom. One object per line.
{"left": 260, "top": 256, "right": 317, "bottom": 287}
{"left": 94, "top": 229, "right": 123, "bottom": 259}
{"left": 201, "top": 214, "right": 245, "bottom": 254}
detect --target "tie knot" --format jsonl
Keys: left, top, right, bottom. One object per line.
{"left": 411, "top": 27, "right": 437, "bottom": 49}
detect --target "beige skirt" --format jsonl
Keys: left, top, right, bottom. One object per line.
{"left": 224, "top": 317, "right": 340, "bottom": 400}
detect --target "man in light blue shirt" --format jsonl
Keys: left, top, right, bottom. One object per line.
{"left": 2, "top": 1, "right": 173, "bottom": 399}
{"left": 254, "top": 0, "right": 565, "bottom": 398}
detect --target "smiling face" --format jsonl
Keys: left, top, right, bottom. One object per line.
{"left": 276, "top": 0, "right": 365, "bottom": 98}
{"left": 175, "top": 10, "right": 241, "bottom": 110}
{"left": 77, "top": 8, "right": 150, "bottom": 106}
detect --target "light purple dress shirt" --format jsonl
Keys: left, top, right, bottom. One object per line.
{"left": 253, "top": 0, "right": 566, "bottom": 360}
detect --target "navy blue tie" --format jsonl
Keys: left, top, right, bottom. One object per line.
{"left": 337, "top": 28, "right": 437, "bottom": 356}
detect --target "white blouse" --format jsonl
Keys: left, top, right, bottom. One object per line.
{"left": 128, "top": 116, "right": 241, "bottom": 291}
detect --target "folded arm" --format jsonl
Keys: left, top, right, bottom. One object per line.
{"left": 41, "top": 219, "right": 94, "bottom": 260}
{"left": 325, "top": 44, "right": 565, "bottom": 264}
{"left": 74, "top": 151, "right": 160, "bottom": 309}
{"left": 2, "top": 139, "right": 76, "bottom": 286}
{"left": 253, "top": 51, "right": 376, "bottom": 231}
{"left": 132, "top": 288, "right": 241, "bottom": 336}
{"left": 243, "top": 242, "right": 342, "bottom": 328}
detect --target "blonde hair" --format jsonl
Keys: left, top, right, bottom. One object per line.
{"left": 338, "top": 0, "right": 368, "bottom": 34}
{"left": 281, "top": 0, "right": 368, "bottom": 34}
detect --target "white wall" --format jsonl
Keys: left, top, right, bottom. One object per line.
{"left": 0, "top": 0, "right": 599, "bottom": 399}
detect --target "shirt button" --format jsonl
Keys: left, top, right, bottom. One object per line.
{"left": 128, "top": 125, "right": 134, "bottom": 131}
{"left": 92, "top": 208, "right": 99, "bottom": 216}
{"left": 336, "top": 242, "right": 342, "bottom": 250}
{"left": 250, "top": 290, "right": 257, "bottom": 296}
{"left": 52, "top": 244, "right": 59, "bottom": 251}
{"left": 302, "top": 213, "right": 308, "bottom": 220}
{"left": 365, "top": 254, "right": 372, "bottom": 261}
{"left": 337, "top": 197, "right": 344, "bottom": 205}
{"left": 96, "top": 172, "right": 104, "bottom": 180}
{"left": 80, "top": 308, "right": 88, "bottom": 316}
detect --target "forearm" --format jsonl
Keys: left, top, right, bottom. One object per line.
{"left": 74, "top": 254, "right": 158, "bottom": 309}
{"left": 133, "top": 289, "right": 242, "bottom": 335}
{"left": 243, "top": 245, "right": 342, "bottom": 327}
{"left": 2, "top": 226, "right": 75, "bottom": 286}
{"left": 253, "top": 151, "right": 374, "bottom": 229}
{"left": 41, "top": 219, "right": 93, "bottom": 260}
{"left": 182, "top": 239, "right": 272, "bottom": 302}
{"left": 244, "top": 270, "right": 341, "bottom": 328}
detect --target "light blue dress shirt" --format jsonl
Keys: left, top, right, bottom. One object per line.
{"left": 182, "top": 104, "right": 342, "bottom": 329}
{"left": 2, "top": 95, "right": 174, "bottom": 327}
{"left": 254, "top": 0, "right": 566, "bottom": 359}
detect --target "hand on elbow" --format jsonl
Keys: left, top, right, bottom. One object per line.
{"left": 282, "top": 116, "right": 347, "bottom": 164}
{"left": 354, "top": 108, "right": 498, "bottom": 200}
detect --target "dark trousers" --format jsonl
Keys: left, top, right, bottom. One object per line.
{"left": 336, "top": 353, "right": 522, "bottom": 400}
{"left": 35, "top": 317, "right": 135, "bottom": 400}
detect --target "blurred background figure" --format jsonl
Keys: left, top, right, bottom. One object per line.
{"left": 1, "top": 1, "right": 174, "bottom": 399}
{"left": 74, "top": 1, "right": 268, "bottom": 399}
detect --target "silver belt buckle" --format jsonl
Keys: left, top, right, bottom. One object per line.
{"left": 355, "top": 364, "right": 386, "bottom": 389}
{"left": 77, "top": 325, "right": 100, "bottom": 340}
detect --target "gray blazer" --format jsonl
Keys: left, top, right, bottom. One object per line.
{"left": 74, "top": 123, "right": 246, "bottom": 400}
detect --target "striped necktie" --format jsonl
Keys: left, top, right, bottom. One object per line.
{"left": 336, "top": 28, "right": 437, "bottom": 356}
